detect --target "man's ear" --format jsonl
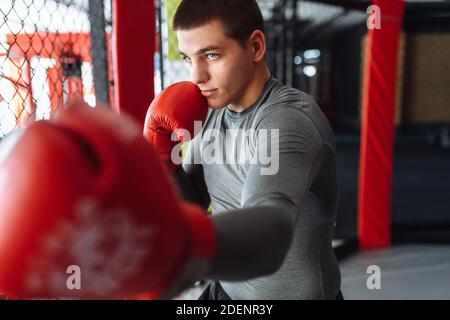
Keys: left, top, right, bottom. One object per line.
{"left": 247, "top": 30, "right": 266, "bottom": 62}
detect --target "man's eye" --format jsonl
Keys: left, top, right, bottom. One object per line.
{"left": 183, "top": 56, "right": 192, "bottom": 64}
{"left": 206, "top": 53, "right": 219, "bottom": 60}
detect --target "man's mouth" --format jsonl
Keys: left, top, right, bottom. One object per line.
{"left": 200, "top": 89, "right": 218, "bottom": 97}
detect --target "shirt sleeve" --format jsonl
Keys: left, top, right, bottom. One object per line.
{"left": 242, "top": 104, "right": 323, "bottom": 213}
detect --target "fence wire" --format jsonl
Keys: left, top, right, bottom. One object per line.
{"left": 0, "top": 0, "right": 113, "bottom": 138}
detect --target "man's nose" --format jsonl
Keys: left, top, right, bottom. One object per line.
{"left": 191, "top": 62, "right": 209, "bottom": 85}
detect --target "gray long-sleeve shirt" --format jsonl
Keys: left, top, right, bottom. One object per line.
{"left": 173, "top": 75, "right": 341, "bottom": 300}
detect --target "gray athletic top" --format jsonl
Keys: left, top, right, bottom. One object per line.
{"left": 173, "top": 75, "right": 341, "bottom": 300}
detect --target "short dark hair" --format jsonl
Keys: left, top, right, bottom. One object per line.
{"left": 173, "top": 0, "right": 265, "bottom": 47}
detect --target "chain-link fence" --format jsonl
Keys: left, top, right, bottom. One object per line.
{"left": 0, "top": 0, "right": 113, "bottom": 138}
{"left": 4, "top": 0, "right": 448, "bottom": 139}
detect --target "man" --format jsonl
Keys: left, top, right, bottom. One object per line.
{"left": 148, "top": 0, "right": 342, "bottom": 299}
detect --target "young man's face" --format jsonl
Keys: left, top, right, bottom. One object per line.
{"left": 177, "top": 20, "right": 256, "bottom": 109}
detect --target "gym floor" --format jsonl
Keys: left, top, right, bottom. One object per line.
{"left": 339, "top": 244, "right": 450, "bottom": 300}
{"left": 177, "top": 243, "right": 450, "bottom": 300}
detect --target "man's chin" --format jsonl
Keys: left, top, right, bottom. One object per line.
{"left": 206, "top": 98, "right": 228, "bottom": 110}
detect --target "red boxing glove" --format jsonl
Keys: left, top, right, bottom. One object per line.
{"left": 143, "top": 81, "right": 208, "bottom": 173}
{"left": 0, "top": 101, "right": 216, "bottom": 299}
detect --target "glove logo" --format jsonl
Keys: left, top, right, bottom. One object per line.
{"left": 25, "top": 198, "right": 154, "bottom": 297}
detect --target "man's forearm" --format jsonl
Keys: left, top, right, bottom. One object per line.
{"left": 206, "top": 205, "right": 295, "bottom": 281}
{"left": 173, "top": 167, "right": 296, "bottom": 282}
